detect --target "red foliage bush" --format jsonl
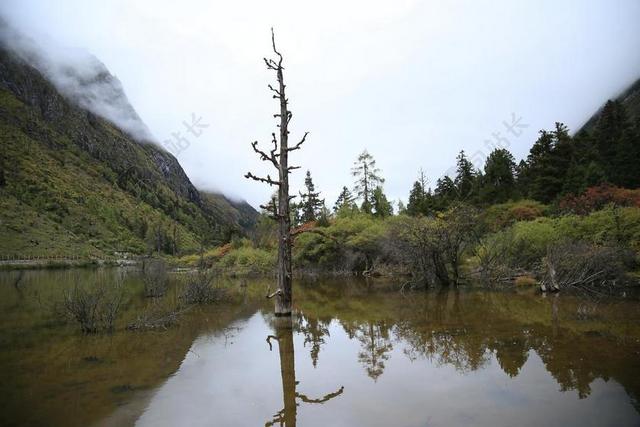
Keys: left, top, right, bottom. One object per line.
{"left": 215, "top": 243, "right": 233, "bottom": 258}
{"left": 559, "top": 184, "right": 640, "bottom": 214}
{"left": 291, "top": 221, "right": 318, "bottom": 236}
{"left": 510, "top": 205, "right": 543, "bottom": 221}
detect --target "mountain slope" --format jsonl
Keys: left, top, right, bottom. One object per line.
{"left": 0, "top": 45, "right": 256, "bottom": 258}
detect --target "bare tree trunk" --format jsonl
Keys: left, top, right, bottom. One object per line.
{"left": 276, "top": 62, "right": 292, "bottom": 316}
{"left": 246, "top": 29, "right": 308, "bottom": 316}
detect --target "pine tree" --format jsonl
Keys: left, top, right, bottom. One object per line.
{"left": 334, "top": 186, "right": 356, "bottom": 214}
{"left": 433, "top": 176, "right": 456, "bottom": 210}
{"left": 454, "top": 150, "right": 477, "bottom": 200}
{"left": 561, "top": 130, "right": 605, "bottom": 195}
{"left": 351, "top": 150, "right": 384, "bottom": 213}
{"left": 407, "top": 181, "right": 426, "bottom": 215}
{"left": 593, "top": 101, "right": 640, "bottom": 188}
{"left": 290, "top": 200, "right": 302, "bottom": 227}
{"left": 594, "top": 101, "right": 628, "bottom": 178}
{"left": 522, "top": 123, "right": 576, "bottom": 202}
{"left": 299, "top": 170, "right": 323, "bottom": 223}
{"left": 407, "top": 168, "right": 432, "bottom": 216}
{"left": 515, "top": 159, "right": 529, "bottom": 196}
{"left": 316, "top": 201, "right": 331, "bottom": 227}
{"left": 480, "top": 148, "right": 516, "bottom": 203}
{"left": 372, "top": 186, "right": 393, "bottom": 218}
{"left": 523, "top": 129, "right": 560, "bottom": 202}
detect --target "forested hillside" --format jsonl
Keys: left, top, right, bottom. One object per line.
{"left": 0, "top": 45, "right": 257, "bottom": 259}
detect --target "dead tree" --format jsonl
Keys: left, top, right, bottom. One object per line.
{"left": 246, "top": 28, "right": 308, "bottom": 316}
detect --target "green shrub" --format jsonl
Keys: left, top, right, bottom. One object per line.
{"left": 216, "top": 241, "right": 276, "bottom": 274}
{"left": 476, "top": 206, "right": 640, "bottom": 272}
{"left": 293, "top": 213, "right": 387, "bottom": 272}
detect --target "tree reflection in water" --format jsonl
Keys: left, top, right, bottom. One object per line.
{"left": 354, "top": 321, "right": 393, "bottom": 381}
{"left": 291, "top": 281, "right": 640, "bottom": 409}
{"left": 265, "top": 317, "right": 344, "bottom": 427}
{"left": 296, "top": 315, "right": 331, "bottom": 368}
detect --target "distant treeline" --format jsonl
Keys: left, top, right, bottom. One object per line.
{"left": 203, "top": 100, "right": 640, "bottom": 288}
{"left": 286, "top": 99, "right": 640, "bottom": 223}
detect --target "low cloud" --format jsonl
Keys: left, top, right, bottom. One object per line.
{"left": 0, "top": 19, "right": 155, "bottom": 142}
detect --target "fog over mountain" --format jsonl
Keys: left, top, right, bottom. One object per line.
{"left": 0, "top": 19, "right": 154, "bottom": 142}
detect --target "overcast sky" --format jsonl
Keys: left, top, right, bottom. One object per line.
{"left": 2, "top": 0, "right": 640, "bottom": 208}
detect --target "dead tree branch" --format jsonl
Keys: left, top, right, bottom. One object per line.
{"left": 288, "top": 132, "right": 309, "bottom": 152}
{"left": 266, "top": 288, "right": 283, "bottom": 299}
{"left": 250, "top": 141, "right": 279, "bottom": 168}
{"left": 244, "top": 172, "right": 280, "bottom": 186}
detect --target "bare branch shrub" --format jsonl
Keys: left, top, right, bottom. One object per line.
{"left": 142, "top": 258, "right": 168, "bottom": 297}
{"left": 61, "top": 278, "right": 123, "bottom": 333}
{"left": 387, "top": 204, "right": 479, "bottom": 287}
{"left": 542, "top": 241, "right": 636, "bottom": 294}
{"left": 180, "top": 268, "right": 225, "bottom": 304}
{"left": 127, "top": 300, "right": 188, "bottom": 331}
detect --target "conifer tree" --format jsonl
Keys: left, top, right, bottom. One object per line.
{"left": 372, "top": 186, "right": 393, "bottom": 218}
{"left": 407, "top": 168, "right": 432, "bottom": 216}
{"left": 334, "top": 186, "right": 356, "bottom": 214}
{"left": 454, "top": 150, "right": 477, "bottom": 200}
{"left": 299, "top": 170, "right": 323, "bottom": 223}
{"left": 594, "top": 101, "right": 640, "bottom": 188}
{"left": 351, "top": 150, "right": 384, "bottom": 213}
{"left": 480, "top": 148, "right": 516, "bottom": 203}
{"left": 434, "top": 176, "right": 456, "bottom": 210}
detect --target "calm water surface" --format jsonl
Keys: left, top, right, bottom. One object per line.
{"left": 1, "top": 269, "right": 639, "bottom": 426}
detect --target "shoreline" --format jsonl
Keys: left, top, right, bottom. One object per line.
{"left": 0, "top": 258, "right": 138, "bottom": 271}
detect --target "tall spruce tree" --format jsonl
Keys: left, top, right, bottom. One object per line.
{"left": 454, "top": 150, "right": 477, "bottom": 200}
{"left": 480, "top": 148, "right": 516, "bottom": 203}
{"left": 299, "top": 170, "right": 323, "bottom": 223}
{"left": 372, "top": 186, "right": 393, "bottom": 218}
{"left": 521, "top": 123, "right": 576, "bottom": 202}
{"left": 351, "top": 150, "right": 384, "bottom": 213}
{"left": 593, "top": 100, "right": 640, "bottom": 188}
{"left": 522, "top": 129, "right": 559, "bottom": 202}
{"left": 334, "top": 186, "right": 356, "bottom": 214}
{"left": 407, "top": 168, "right": 432, "bottom": 216}
{"left": 434, "top": 176, "right": 457, "bottom": 210}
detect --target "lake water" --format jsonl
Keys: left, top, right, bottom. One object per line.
{"left": 1, "top": 269, "right": 639, "bottom": 426}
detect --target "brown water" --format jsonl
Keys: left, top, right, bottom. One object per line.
{"left": 1, "top": 269, "right": 640, "bottom": 427}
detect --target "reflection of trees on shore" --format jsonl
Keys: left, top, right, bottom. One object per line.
{"left": 296, "top": 314, "right": 331, "bottom": 368}
{"left": 395, "top": 289, "right": 491, "bottom": 372}
{"left": 340, "top": 320, "right": 393, "bottom": 381}
{"left": 293, "top": 281, "right": 640, "bottom": 409}
{"left": 398, "top": 326, "right": 491, "bottom": 372}
{"left": 492, "top": 336, "right": 529, "bottom": 377}
{"left": 393, "top": 289, "right": 640, "bottom": 405}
